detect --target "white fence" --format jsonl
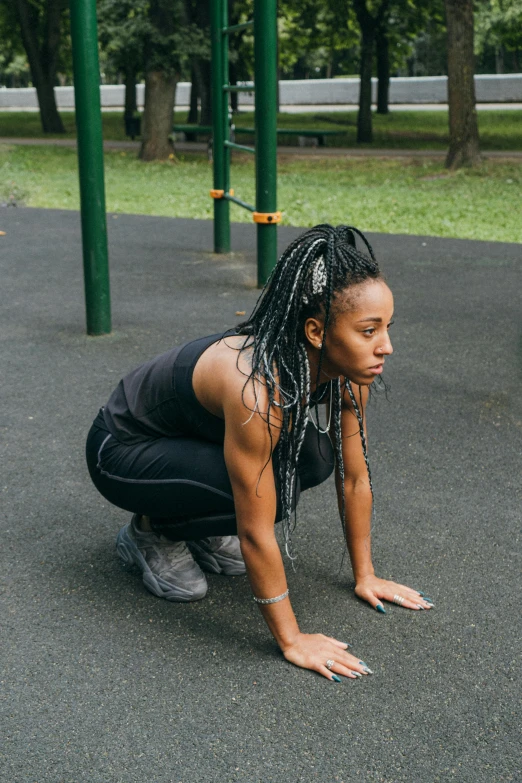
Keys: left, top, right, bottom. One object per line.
{"left": 1, "top": 74, "right": 521, "bottom": 109}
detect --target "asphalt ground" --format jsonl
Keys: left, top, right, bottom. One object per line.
{"left": 1, "top": 208, "right": 520, "bottom": 783}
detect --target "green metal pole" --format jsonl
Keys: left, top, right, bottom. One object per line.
{"left": 69, "top": 0, "right": 111, "bottom": 335}
{"left": 210, "top": 0, "right": 230, "bottom": 253}
{"left": 254, "top": 0, "right": 278, "bottom": 287}
{"left": 222, "top": 0, "right": 231, "bottom": 200}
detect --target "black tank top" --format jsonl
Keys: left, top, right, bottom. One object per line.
{"left": 99, "top": 333, "right": 228, "bottom": 444}
{"left": 96, "top": 332, "right": 330, "bottom": 445}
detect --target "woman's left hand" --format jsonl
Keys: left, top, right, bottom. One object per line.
{"left": 354, "top": 575, "right": 434, "bottom": 612}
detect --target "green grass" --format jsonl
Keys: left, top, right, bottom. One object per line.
{"left": 232, "top": 110, "right": 522, "bottom": 151}
{"left": 1, "top": 109, "right": 521, "bottom": 150}
{"left": 1, "top": 143, "right": 520, "bottom": 243}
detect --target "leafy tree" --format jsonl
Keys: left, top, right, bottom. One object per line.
{"left": 98, "top": 0, "right": 147, "bottom": 121}
{"left": 375, "top": 0, "right": 444, "bottom": 113}
{"left": 6, "top": 0, "right": 68, "bottom": 132}
{"left": 184, "top": 0, "right": 211, "bottom": 124}
{"left": 139, "top": 0, "right": 206, "bottom": 161}
{"left": 349, "top": 0, "right": 390, "bottom": 142}
{"left": 0, "top": 5, "right": 30, "bottom": 87}
{"left": 475, "top": 0, "right": 522, "bottom": 72}
{"left": 279, "top": 0, "right": 360, "bottom": 79}
{"left": 0, "top": 53, "right": 30, "bottom": 87}
{"left": 445, "top": 0, "right": 480, "bottom": 168}
{"left": 405, "top": 19, "right": 448, "bottom": 76}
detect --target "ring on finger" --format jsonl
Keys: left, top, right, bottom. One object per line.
{"left": 325, "top": 659, "right": 335, "bottom": 670}
{"left": 393, "top": 594, "right": 404, "bottom": 605}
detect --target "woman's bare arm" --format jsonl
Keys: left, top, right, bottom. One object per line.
{"left": 223, "top": 381, "right": 300, "bottom": 650}
{"left": 222, "top": 377, "right": 371, "bottom": 679}
{"left": 337, "top": 384, "right": 433, "bottom": 612}
{"left": 337, "top": 384, "right": 375, "bottom": 581}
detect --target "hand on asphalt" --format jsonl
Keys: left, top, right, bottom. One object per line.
{"left": 282, "top": 633, "right": 372, "bottom": 681}
{"left": 355, "top": 575, "right": 434, "bottom": 611}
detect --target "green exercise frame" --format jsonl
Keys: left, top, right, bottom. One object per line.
{"left": 69, "top": 0, "right": 111, "bottom": 335}
{"left": 210, "top": 0, "right": 279, "bottom": 287}
{"left": 69, "top": 0, "right": 279, "bottom": 334}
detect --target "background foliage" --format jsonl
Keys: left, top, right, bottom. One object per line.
{"left": 2, "top": 0, "right": 521, "bottom": 89}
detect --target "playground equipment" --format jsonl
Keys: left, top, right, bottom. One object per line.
{"left": 69, "top": 0, "right": 111, "bottom": 336}
{"left": 68, "top": 0, "right": 279, "bottom": 334}
{"left": 210, "top": 0, "right": 279, "bottom": 287}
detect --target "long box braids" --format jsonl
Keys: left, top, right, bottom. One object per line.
{"left": 236, "top": 224, "right": 381, "bottom": 559}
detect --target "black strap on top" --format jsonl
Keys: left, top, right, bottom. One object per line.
{"left": 172, "top": 332, "right": 229, "bottom": 443}
{"left": 172, "top": 331, "right": 331, "bottom": 444}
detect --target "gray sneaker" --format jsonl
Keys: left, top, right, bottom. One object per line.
{"left": 188, "top": 535, "right": 246, "bottom": 576}
{"left": 116, "top": 515, "right": 208, "bottom": 602}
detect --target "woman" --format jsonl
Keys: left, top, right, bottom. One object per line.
{"left": 86, "top": 224, "right": 433, "bottom": 682}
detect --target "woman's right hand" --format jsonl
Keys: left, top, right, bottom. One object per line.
{"left": 282, "top": 632, "right": 373, "bottom": 680}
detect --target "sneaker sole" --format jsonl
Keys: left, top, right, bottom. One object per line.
{"left": 188, "top": 543, "right": 246, "bottom": 576}
{"left": 116, "top": 526, "right": 208, "bottom": 602}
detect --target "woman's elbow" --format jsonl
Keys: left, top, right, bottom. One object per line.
{"left": 344, "top": 475, "right": 372, "bottom": 495}
{"left": 237, "top": 526, "right": 276, "bottom": 553}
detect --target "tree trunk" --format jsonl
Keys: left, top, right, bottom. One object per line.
{"left": 199, "top": 60, "right": 212, "bottom": 125}
{"left": 444, "top": 0, "right": 480, "bottom": 169}
{"left": 14, "top": 0, "right": 65, "bottom": 133}
{"left": 376, "top": 27, "right": 389, "bottom": 114}
{"left": 35, "top": 74, "right": 65, "bottom": 133}
{"left": 353, "top": 0, "right": 390, "bottom": 143}
{"left": 184, "top": 0, "right": 211, "bottom": 122}
{"left": 229, "top": 60, "right": 238, "bottom": 113}
{"left": 495, "top": 46, "right": 504, "bottom": 74}
{"left": 124, "top": 68, "right": 137, "bottom": 120}
{"left": 139, "top": 70, "right": 177, "bottom": 161}
{"left": 357, "top": 25, "right": 375, "bottom": 143}
{"left": 188, "top": 63, "right": 199, "bottom": 124}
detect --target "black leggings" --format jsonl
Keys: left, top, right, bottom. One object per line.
{"left": 86, "top": 416, "right": 334, "bottom": 541}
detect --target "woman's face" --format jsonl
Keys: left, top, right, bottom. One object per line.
{"left": 305, "top": 279, "right": 394, "bottom": 386}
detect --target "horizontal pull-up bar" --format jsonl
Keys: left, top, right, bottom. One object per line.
{"left": 211, "top": 0, "right": 279, "bottom": 286}
{"left": 224, "top": 194, "right": 256, "bottom": 212}
{"left": 224, "top": 140, "right": 255, "bottom": 154}
{"left": 222, "top": 20, "right": 253, "bottom": 35}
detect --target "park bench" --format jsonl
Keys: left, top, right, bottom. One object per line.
{"left": 171, "top": 124, "right": 346, "bottom": 147}
{"left": 233, "top": 127, "right": 345, "bottom": 147}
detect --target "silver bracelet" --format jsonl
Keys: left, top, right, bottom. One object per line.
{"left": 253, "top": 589, "right": 289, "bottom": 605}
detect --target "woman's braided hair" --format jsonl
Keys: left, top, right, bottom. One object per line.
{"left": 236, "top": 224, "right": 382, "bottom": 558}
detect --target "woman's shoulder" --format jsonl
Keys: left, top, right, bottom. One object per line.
{"left": 194, "top": 332, "right": 282, "bottom": 431}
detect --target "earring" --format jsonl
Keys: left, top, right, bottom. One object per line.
{"left": 318, "top": 342, "right": 323, "bottom": 350}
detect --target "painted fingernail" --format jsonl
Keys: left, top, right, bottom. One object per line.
{"left": 417, "top": 591, "right": 425, "bottom": 596}
{"left": 351, "top": 671, "right": 362, "bottom": 678}
{"left": 341, "top": 642, "right": 353, "bottom": 648}
{"left": 331, "top": 675, "right": 342, "bottom": 683}
{"left": 424, "top": 598, "right": 434, "bottom": 603}
{"left": 376, "top": 604, "right": 386, "bottom": 614}
{"left": 362, "top": 667, "right": 373, "bottom": 674}
{"left": 359, "top": 661, "right": 367, "bottom": 666}
{"left": 417, "top": 604, "right": 425, "bottom": 610}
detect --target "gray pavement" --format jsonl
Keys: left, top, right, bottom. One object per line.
{"left": 1, "top": 208, "right": 521, "bottom": 783}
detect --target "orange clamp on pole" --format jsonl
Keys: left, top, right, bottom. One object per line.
{"left": 253, "top": 211, "right": 282, "bottom": 224}
{"left": 210, "top": 189, "right": 235, "bottom": 199}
